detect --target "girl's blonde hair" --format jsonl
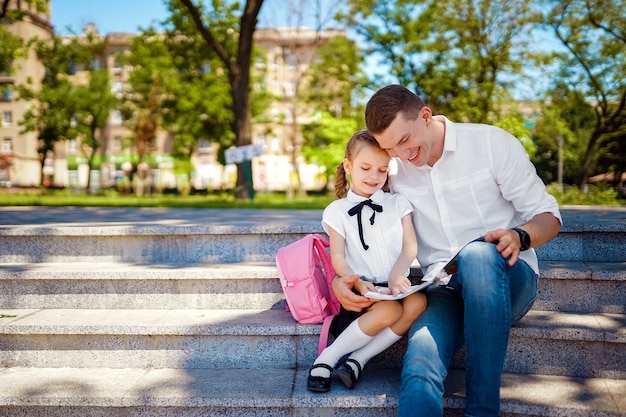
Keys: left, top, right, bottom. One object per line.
{"left": 334, "top": 129, "right": 389, "bottom": 199}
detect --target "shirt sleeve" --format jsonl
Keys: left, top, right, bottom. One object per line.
{"left": 322, "top": 200, "right": 347, "bottom": 238}
{"left": 394, "top": 193, "right": 414, "bottom": 218}
{"left": 489, "top": 128, "right": 562, "bottom": 224}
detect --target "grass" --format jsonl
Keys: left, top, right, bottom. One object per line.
{"left": 0, "top": 188, "right": 336, "bottom": 209}
{"left": 1, "top": 184, "right": 624, "bottom": 209}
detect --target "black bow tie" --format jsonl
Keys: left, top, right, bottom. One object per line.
{"left": 348, "top": 199, "right": 383, "bottom": 250}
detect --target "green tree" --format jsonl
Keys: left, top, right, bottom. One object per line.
{"left": 166, "top": 0, "right": 264, "bottom": 199}
{"left": 17, "top": 33, "right": 96, "bottom": 186}
{"left": 340, "top": 0, "right": 543, "bottom": 123}
{"left": 118, "top": 31, "right": 179, "bottom": 180}
{"left": 1, "top": 0, "right": 48, "bottom": 91}
{"left": 73, "top": 68, "right": 118, "bottom": 193}
{"left": 0, "top": 0, "right": 46, "bottom": 21}
{"left": 301, "top": 111, "right": 359, "bottom": 187}
{"left": 158, "top": 27, "right": 236, "bottom": 169}
{"left": 595, "top": 110, "right": 626, "bottom": 192}
{"left": 493, "top": 115, "right": 536, "bottom": 158}
{"left": 0, "top": 25, "right": 23, "bottom": 98}
{"left": 305, "top": 35, "right": 368, "bottom": 120}
{"left": 544, "top": 0, "right": 626, "bottom": 189}
{"left": 298, "top": 34, "right": 368, "bottom": 188}
{"left": 18, "top": 79, "right": 76, "bottom": 185}
{"left": 531, "top": 89, "right": 588, "bottom": 186}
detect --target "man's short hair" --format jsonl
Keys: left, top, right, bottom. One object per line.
{"left": 365, "top": 84, "right": 425, "bottom": 134}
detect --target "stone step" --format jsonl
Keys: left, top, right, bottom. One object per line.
{"left": 0, "top": 224, "right": 315, "bottom": 264}
{"left": 1, "top": 216, "right": 624, "bottom": 264}
{"left": 1, "top": 261, "right": 624, "bottom": 313}
{"left": 0, "top": 308, "right": 624, "bottom": 379}
{"left": 0, "top": 367, "right": 623, "bottom": 417}
{"left": 0, "top": 261, "right": 285, "bottom": 310}
{"left": 535, "top": 261, "right": 626, "bottom": 314}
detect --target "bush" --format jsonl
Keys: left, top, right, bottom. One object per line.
{"left": 546, "top": 183, "right": 622, "bottom": 206}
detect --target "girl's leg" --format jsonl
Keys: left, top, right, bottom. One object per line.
{"left": 392, "top": 291, "right": 427, "bottom": 335}
{"left": 310, "top": 300, "right": 402, "bottom": 378}
{"left": 344, "top": 292, "right": 427, "bottom": 381}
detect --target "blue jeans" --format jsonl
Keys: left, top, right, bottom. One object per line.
{"left": 397, "top": 241, "right": 537, "bottom": 417}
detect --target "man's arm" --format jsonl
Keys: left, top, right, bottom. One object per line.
{"left": 483, "top": 212, "right": 561, "bottom": 267}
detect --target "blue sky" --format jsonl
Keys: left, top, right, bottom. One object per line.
{"left": 51, "top": 0, "right": 171, "bottom": 34}
{"left": 49, "top": 0, "right": 335, "bottom": 35}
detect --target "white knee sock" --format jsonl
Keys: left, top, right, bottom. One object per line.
{"left": 310, "top": 319, "right": 373, "bottom": 377}
{"left": 347, "top": 327, "right": 402, "bottom": 378}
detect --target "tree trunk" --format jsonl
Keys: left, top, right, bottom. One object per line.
{"left": 578, "top": 128, "right": 601, "bottom": 191}
{"left": 180, "top": 0, "right": 264, "bottom": 199}
{"left": 231, "top": 71, "right": 254, "bottom": 199}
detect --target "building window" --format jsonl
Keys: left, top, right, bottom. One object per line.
{"left": 283, "top": 81, "right": 296, "bottom": 97}
{"left": 113, "top": 136, "right": 122, "bottom": 152}
{"left": 2, "top": 111, "right": 11, "bottom": 127}
{"left": 67, "top": 138, "right": 77, "bottom": 155}
{"left": 113, "top": 61, "right": 123, "bottom": 75}
{"left": 0, "top": 60, "right": 11, "bottom": 77}
{"left": 283, "top": 48, "right": 298, "bottom": 71}
{"left": 112, "top": 80, "right": 123, "bottom": 96}
{"left": 198, "top": 138, "right": 209, "bottom": 149}
{"left": 1, "top": 88, "right": 12, "bottom": 101}
{"left": 111, "top": 110, "right": 123, "bottom": 126}
{"left": 2, "top": 138, "right": 12, "bottom": 154}
{"left": 254, "top": 55, "right": 265, "bottom": 70}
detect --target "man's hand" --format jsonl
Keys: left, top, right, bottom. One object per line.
{"left": 331, "top": 274, "right": 375, "bottom": 312}
{"left": 482, "top": 229, "right": 522, "bottom": 267}
{"left": 483, "top": 212, "right": 562, "bottom": 267}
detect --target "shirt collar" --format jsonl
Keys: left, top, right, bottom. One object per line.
{"left": 438, "top": 115, "right": 457, "bottom": 153}
{"left": 347, "top": 188, "right": 384, "bottom": 204}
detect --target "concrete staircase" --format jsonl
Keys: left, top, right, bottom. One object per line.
{"left": 0, "top": 206, "right": 624, "bottom": 416}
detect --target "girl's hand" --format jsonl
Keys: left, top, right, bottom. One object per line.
{"left": 388, "top": 275, "right": 412, "bottom": 296}
{"left": 354, "top": 278, "right": 377, "bottom": 296}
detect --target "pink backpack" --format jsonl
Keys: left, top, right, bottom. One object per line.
{"left": 276, "top": 233, "right": 341, "bottom": 354}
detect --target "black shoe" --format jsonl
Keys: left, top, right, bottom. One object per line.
{"left": 336, "top": 358, "right": 362, "bottom": 389}
{"left": 307, "top": 363, "right": 334, "bottom": 393}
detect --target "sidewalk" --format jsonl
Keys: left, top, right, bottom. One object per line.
{"left": 0, "top": 205, "right": 625, "bottom": 230}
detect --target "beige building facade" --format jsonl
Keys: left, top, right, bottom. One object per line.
{"left": 0, "top": 0, "right": 52, "bottom": 187}
{"left": 1, "top": 2, "right": 344, "bottom": 192}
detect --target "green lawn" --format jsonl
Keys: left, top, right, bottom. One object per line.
{"left": 1, "top": 185, "right": 623, "bottom": 208}
{"left": 0, "top": 188, "right": 335, "bottom": 209}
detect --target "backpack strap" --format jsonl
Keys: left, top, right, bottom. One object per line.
{"left": 311, "top": 235, "right": 340, "bottom": 316}
{"left": 317, "top": 313, "right": 336, "bottom": 355}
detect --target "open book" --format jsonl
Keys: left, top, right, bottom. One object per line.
{"left": 365, "top": 236, "right": 485, "bottom": 300}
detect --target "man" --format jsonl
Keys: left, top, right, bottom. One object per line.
{"left": 331, "top": 84, "right": 562, "bottom": 416}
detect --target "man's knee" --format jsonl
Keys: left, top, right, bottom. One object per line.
{"left": 458, "top": 241, "right": 502, "bottom": 265}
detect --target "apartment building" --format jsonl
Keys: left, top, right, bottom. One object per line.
{"left": 0, "top": 0, "right": 52, "bottom": 187}
{"left": 1, "top": 1, "right": 344, "bottom": 192}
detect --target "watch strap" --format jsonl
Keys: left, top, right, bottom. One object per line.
{"left": 511, "top": 227, "right": 531, "bottom": 251}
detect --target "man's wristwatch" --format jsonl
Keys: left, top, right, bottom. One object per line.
{"left": 511, "top": 227, "right": 531, "bottom": 251}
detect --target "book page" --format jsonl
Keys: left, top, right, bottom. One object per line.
{"left": 364, "top": 236, "right": 486, "bottom": 301}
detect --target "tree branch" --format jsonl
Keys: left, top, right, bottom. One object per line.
{"left": 179, "top": 0, "right": 233, "bottom": 73}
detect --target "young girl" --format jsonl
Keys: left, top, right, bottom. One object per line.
{"left": 307, "top": 130, "right": 427, "bottom": 393}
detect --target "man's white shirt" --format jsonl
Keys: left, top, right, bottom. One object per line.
{"left": 389, "top": 116, "right": 562, "bottom": 284}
